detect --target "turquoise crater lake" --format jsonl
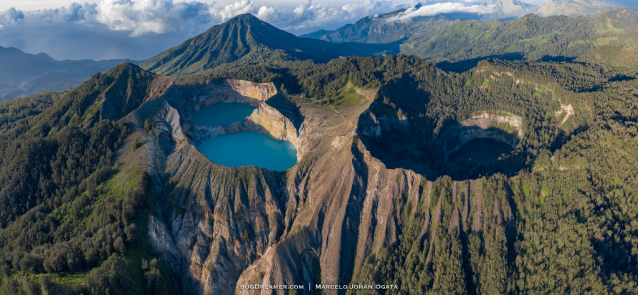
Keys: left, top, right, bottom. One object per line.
{"left": 190, "top": 102, "right": 297, "bottom": 171}
{"left": 191, "top": 102, "right": 256, "bottom": 126}
{"left": 198, "top": 131, "right": 297, "bottom": 171}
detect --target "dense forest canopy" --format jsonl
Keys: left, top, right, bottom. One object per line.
{"left": 0, "top": 64, "right": 175, "bottom": 294}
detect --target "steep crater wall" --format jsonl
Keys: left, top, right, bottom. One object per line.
{"left": 358, "top": 110, "right": 409, "bottom": 139}
{"left": 123, "top": 78, "right": 306, "bottom": 295}
{"left": 183, "top": 79, "right": 304, "bottom": 160}
{"left": 356, "top": 108, "right": 525, "bottom": 179}
{"left": 440, "top": 112, "right": 523, "bottom": 159}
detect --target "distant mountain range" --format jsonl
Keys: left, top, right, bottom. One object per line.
{"left": 603, "top": 0, "right": 638, "bottom": 9}
{"left": 473, "top": 0, "right": 623, "bottom": 19}
{"left": 0, "top": 46, "right": 134, "bottom": 101}
{"left": 299, "top": 10, "right": 451, "bottom": 45}
{"left": 298, "top": 0, "right": 638, "bottom": 73}
{"left": 140, "top": 14, "right": 397, "bottom": 76}
{"left": 136, "top": 7, "right": 638, "bottom": 79}
{"left": 302, "top": 0, "right": 627, "bottom": 42}
{"left": 536, "top": 0, "right": 619, "bottom": 17}
{"left": 479, "top": 0, "right": 537, "bottom": 21}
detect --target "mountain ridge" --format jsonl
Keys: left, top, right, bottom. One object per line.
{"left": 301, "top": 7, "right": 638, "bottom": 74}
{"left": 0, "top": 45, "right": 135, "bottom": 102}
{"left": 302, "top": 0, "right": 627, "bottom": 43}
{"left": 140, "top": 13, "right": 397, "bottom": 76}
{"left": 537, "top": 0, "right": 618, "bottom": 16}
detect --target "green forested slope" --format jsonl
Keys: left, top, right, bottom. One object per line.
{"left": 140, "top": 14, "right": 395, "bottom": 76}
{"left": 344, "top": 58, "right": 638, "bottom": 294}
{"left": 403, "top": 11, "right": 638, "bottom": 69}
{"left": 0, "top": 63, "right": 174, "bottom": 294}
{"left": 300, "top": 10, "right": 453, "bottom": 44}
{"left": 351, "top": 121, "right": 638, "bottom": 293}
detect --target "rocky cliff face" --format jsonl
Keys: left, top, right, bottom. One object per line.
{"left": 358, "top": 110, "right": 409, "bottom": 140}
{"left": 440, "top": 112, "right": 523, "bottom": 157}
{"left": 115, "top": 78, "right": 514, "bottom": 295}
{"left": 185, "top": 80, "right": 301, "bottom": 158}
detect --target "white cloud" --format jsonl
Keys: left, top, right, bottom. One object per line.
{"left": 0, "top": 7, "right": 25, "bottom": 27}
{"left": 256, "top": 5, "right": 276, "bottom": 19}
{"left": 386, "top": 2, "right": 495, "bottom": 22}
{"left": 26, "top": 3, "right": 97, "bottom": 25}
{"left": 214, "top": 0, "right": 254, "bottom": 21}
{"left": 0, "top": 0, "right": 408, "bottom": 36}
{"left": 257, "top": 0, "right": 400, "bottom": 32}
{"left": 95, "top": 0, "right": 214, "bottom": 36}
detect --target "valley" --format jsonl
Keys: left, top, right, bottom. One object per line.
{"left": 0, "top": 46, "right": 135, "bottom": 102}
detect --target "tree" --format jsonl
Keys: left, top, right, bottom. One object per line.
{"left": 84, "top": 255, "right": 130, "bottom": 295}
{"left": 432, "top": 233, "right": 467, "bottom": 294}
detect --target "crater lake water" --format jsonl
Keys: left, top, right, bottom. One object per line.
{"left": 448, "top": 138, "right": 514, "bottom": 163}
{"left": 191, "top": 102, "right": 256, "bottom": 126}
{"left": 197, "top": 131, "right": 297, "bottom": 171}
{"left": 191, "top": 102, "right": 297, "bottom": 171}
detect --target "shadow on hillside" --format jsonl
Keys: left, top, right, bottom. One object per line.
{"left": 358, "top": 115, "right": 536, "bottom": 181}
{"left": 578, "top": 74, "right": 636, "bottom": 93}
{"left": 550, "top": 124, "right": 589, "bottom": 152}
{"left": 265, "top": 93, "right": 305, "bottom": 130}
{"left": 436, "top": 53, "right": 524, "bottom": 73}
{"left": 498, "top": 16, "right": 519, "bottom": 22}
{"left": 360, "top": 135, "right": 438, "bottom": 180}
{"left": 539, "top": 55, "right": 577, "bottom": 63}
{"left": 609, "top": 75, "right": 636, "bottom": 82}
{"left": 368, "top": 39, "right": 404, "bottom": 56}
{"left": 436, "top": 121, "right": 530, "bottom": 181}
